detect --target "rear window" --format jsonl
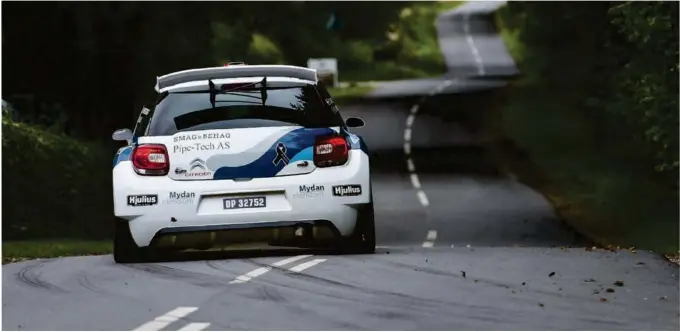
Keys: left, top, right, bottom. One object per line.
{"left": 146, "top": 83, "right": 341, "bottom": 136}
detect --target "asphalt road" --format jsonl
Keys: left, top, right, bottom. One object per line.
{"left": 3, "top": 1, "right": 679, "bottom": 331}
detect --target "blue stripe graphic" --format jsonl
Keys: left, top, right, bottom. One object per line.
{"left": 212, "top": 127, "right": 335, "bottom": 180}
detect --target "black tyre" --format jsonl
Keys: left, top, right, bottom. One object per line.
{"left": 113, "top": 219, "right": 154, "bottom": 263}
{"left": 345, "top": 191, "right": 376, "bottom": 254}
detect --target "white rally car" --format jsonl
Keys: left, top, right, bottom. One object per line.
{"left": 111, "top": 64, "right": 374, "bottom": 263}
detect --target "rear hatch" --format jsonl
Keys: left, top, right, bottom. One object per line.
{"left": 138, "top": 77, "right": 345, "bottom": 181}
{"left": 161, "top": 126, "right": 338, "bottom": 181}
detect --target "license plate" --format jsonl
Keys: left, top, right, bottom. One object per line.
{"left": 223, "top": 196, "right": 267, "bottom": 210}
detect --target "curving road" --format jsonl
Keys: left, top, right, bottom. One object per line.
{"left": 3, "top": 1, "right": 678, "bottom": 331}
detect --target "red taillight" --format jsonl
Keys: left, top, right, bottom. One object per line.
{"left": 132, "top": 144, "right": 169, "bottom": 176}
{"left": 313, "top": 135, "right": 349, "bottom": 168}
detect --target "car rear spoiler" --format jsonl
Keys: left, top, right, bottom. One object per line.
{"left": 155, "top": 65, "right": 318, "bottom": 92}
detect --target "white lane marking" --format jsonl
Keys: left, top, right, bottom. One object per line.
{"left": 406, "top": 158, "right": 416, "bottom": 172}
{"left": 463, "top": 13, "right": 485, "bottom": 75}
{"left": 179, "top": 323, "right": 211, "bottom": 331}
{"left": 229, "top": 255, "right": 312, "bottom": 284}
{"left": 406, "top": 114, "right": 415, "bottom": 127}
{"left": 404, "top": 128, "right": 412, "bottom": 142}
{"left": 410, "top": 105, "right": 419, "bottom": 114}
{"left": 410, "top": 173, "right": 422, "bottom": 189}
{"left": 422, "top": 230, "right": 437, "bottom": 248}
{"left": 271, "top": 254, "right": 313, "bottom": 267}
{"left": 134, "top": 307, "right": 198, "bottom": 331}
{"left": 289, "top": 258, "right": 327, "bottom": 273}
{"left": 229, "top": 266, "right": 271, "bottom": 284}
{"left": 404, "top": 142, "right": 411, "bottom": 155}
{"left": 417, "top": 190, "right": 430, "bottom": 207}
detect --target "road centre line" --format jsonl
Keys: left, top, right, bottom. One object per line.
{"left": 410, "top": 173, "right": 422, "bottom": 189}
{"left": 406, "top": 158, "right": 416, "bottom": 172}
{"left": 463, "top": 13, "right": 485, "bottom": 75}
{"left": 417, "top": 190, "right": 430, "bottom": 207}
{"left": 403, "top": 79, "right": 453, "bottom": 207}
{"left": 179, "top": 323, "right": 211, "bottom": 331}
{"left": 422, "top": 230, "right": 437, "bottom": 248}
{"left": 133, "top": 307, "right": 199, "bottom": 331}
{"left": 229, "top": 254, "right": 312, "bottom": 284}
{"left": 272, "top": 254, "right": 313, "bottom": 267}
{"left": 289, "top": 258, "right": 327, "bottom": 273}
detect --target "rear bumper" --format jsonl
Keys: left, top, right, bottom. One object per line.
{"left": 127, "top": 204, "right": 359, "bottom": 247}
{"left": 113, "top": 150, "right": 370, "bottom": 247}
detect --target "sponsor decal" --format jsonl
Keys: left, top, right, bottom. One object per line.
{"left": 173, "top": 141, "right": 230, "bottom": 154}
{"left": 272, "top": 142, "right": 290, "bottom": 166}
{"left": 162, "top": 191, "right": 196, "bottom": 205}
{"left": 174, "top": 158, "right": 213, "bottom": 178}
{"left": 173, "top": 132, "right": 231, "bottom": 142}
{"left": 332, "top": 185, "right": 362, "bottom": 197}
{"left": 127, "top": 194, "right": 158, "bottom": 206}
{"left": 293, "top": 184, "right": 325, "bottom": 199}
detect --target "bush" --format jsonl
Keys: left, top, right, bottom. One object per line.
{"left": 495, "top": 1, "right": 679, "bottom": 253}
{"left": 2, "top": 115, "right": 114, "bottom": 240}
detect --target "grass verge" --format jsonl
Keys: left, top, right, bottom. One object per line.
{"left": 2, "top": 240, "right": 112, "bottom": 264}
{"left": 493, "top": 5, "right": 679, "bottom": 256}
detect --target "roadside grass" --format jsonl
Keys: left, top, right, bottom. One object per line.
{"left": 494, "top": 5, "right": 679, "bottom": 255}
{"left": 2, "top": 240, "right": 112, "bottom": 264}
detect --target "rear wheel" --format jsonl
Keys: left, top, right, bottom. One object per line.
{"left": 113, "top": 219, "right": 155, "bottom": 263}
{"left": 345, "top": 191, "right": 376, "bottom": 254}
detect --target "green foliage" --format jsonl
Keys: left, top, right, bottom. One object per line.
{"left": 2, "top": 116, "right": 114, "bottom": 241}
{"left": 496, "top": 1, "right": 679, "bottom": 253}
{"left": 246, "top": 33, "right": 285, "bottom": 65}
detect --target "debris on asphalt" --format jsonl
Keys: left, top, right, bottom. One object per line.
{"left": 538, "top": 303, "right": 544, "bottom": 307}
{"left": 664, "top": 253, "right": 679, "bottom": 266}
{"left": 584, "top": 278, "right": 596, "bottom": 282}
{"left": 474, "top": 279, "right": 479, "bottom": 283}
{"left": 613, "top": 280, "right": 624, "bottom": 287}
{"left": 606, "top": 288, "right": 615, "bottom": 293}
{"left": 659, "top": 296, "right": 667, "bottom": 300}
{"left": 599, "top": 298, "right": 608, "bottom": 302}
{"left": 549, "top": 272, "right": 556, "bottom": 277}
{"left": 636, "top": 262, "right": 645, "bottom": 265}
{"left": 521, "top": 282, "right": 526, "bottom": 286}
{"left": 593, "top": 290, "right": 600, "bottom": 294}
{"left": 461, "top": 271, "right": 466, "bottom": 278}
